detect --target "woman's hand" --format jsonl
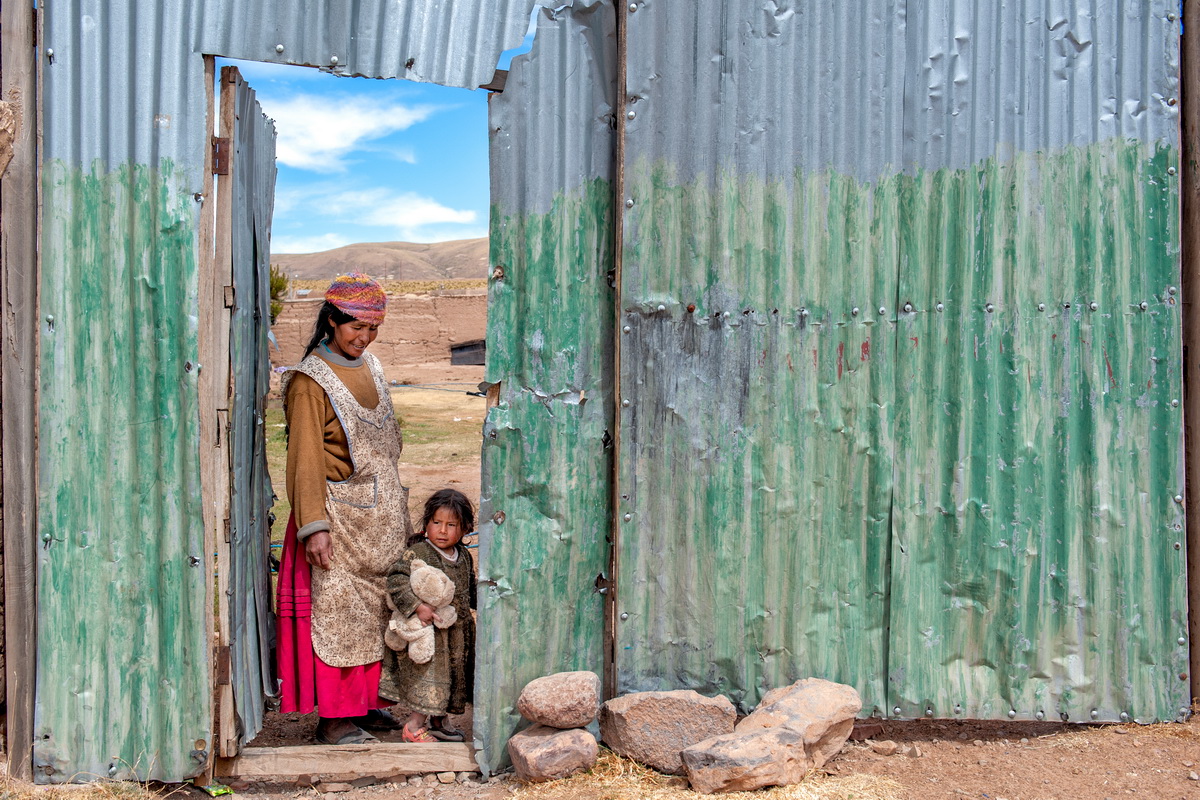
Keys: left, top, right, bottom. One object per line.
{"left": 305, "top": 531, "right": 333, "bottom": 570}
{"left": 415, "top": 603, "right": 440, "bottom": 626}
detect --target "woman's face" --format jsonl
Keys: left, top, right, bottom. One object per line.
{"left": 328, "top": 318, "right": 379, "bottom": 360}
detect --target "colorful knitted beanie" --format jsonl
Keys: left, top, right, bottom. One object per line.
{"left": 325, "top": 273, "right": 387, "bottom": 325}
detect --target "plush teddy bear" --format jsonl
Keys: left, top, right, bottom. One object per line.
{"left": 385, "top": 559, "right": 458, "bottom": 664}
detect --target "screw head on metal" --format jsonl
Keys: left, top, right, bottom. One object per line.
{"left": 1175, "top": 494, "right": 1184, "bottom": 504}
{"left": 1168, "top": 166, "right": 1178, "bottom": 176}
{"left": 625, "top": 198, "right": 635, "bottom": 208}
{"left": 893, "top": 706, "right": 901, "bottom": 715}
{"left": 936, "top": 302, "right": 944, "bottom": 312}
{"left": 629, "top": 2, "right": 638, "bottom": 10}
{"left": 493, "top": 511, "right": 506, "bottom": 525}
{"left": 1169, "top": 286, "right": 1178, "bottom": 295}
{"left": 46, "top": 48, "right": 54, "bottom": 58}
{"left": 622, "top": 325, "right": 631, "bottom": 334}
{"left": 1089, "top": 301, "right": 1098, "bottom": 311}
{"left": 1008, "top": 709, "right": 1016, "bottom": 718}
{"left": 623, "top": 513, "right": 632, "bottom": 521}
{"left": 800, "top": 308, "right": 809, "bottom": 317}
{"left": 1169, "top": 12, "right": 1178, "bottom": 20}
{"left": 41, "top": 532, "right": 52, "bottom": 542}
{"left": 1140, "top": 301, "right": 1148, "bottom": 310}
{"left": 851, "top": 307, "right": 860, "bottom": 317}
{"left": 620, "top": 612, "right": 629, "bottom": 620}
{"left": 1180, "top": 637, "right": 1188, "bottom": 645}
{"left": 1168, "top": 97, "right": 1178, "bottom": 106}
{"left": 1120, "top": 712, "right": 1129, "bottom": 721}
{"left": 622, "top": 399, "right": 630, "bottom": 407}
{"left": 904, "top": 302, "right": 914, "bottom": 313}
{"left": 1175, "top": 541, "right": 1182, "bottom": 550}
{"left": 878, "top": 306, "right": 886, "bottom": 315}
{"left": 275, "top": 44, "right": 285, "bottom": 53}
{"left": 985, "top": 303, "right": 995, "bottom": 313}
{"left": 1035, "top": 710, "right": 1044, "bottom": 720}
{"left": 1090, "top": 709, "right": 1098, "bottom": 719}
{"left": 45, "top": 315, "right": 54, "bottom": 323}
{"left": 626, "top": 110, "right": 636, "bottom": 120}
{"left": 723, "top": 311, "right": 730, "bottom": 318}
{"left": 657, "top": 304, "right": 666, "bottom": 311}
{"left": 1037, "top": 303, "right": 1046, "bottom": 312}
{"left": 925, "top": 708, "right": 933, "bottom": 717}
{"left": 1173, "top": 399, "right": 1180, "bottom": 407}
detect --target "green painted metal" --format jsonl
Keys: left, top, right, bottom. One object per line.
{"left": 36, "top": 160, "right": 209, "bottom": 781}
{"left": 890, "top": 140, "right": 1189, "bottom": 723}
{"left": 616, "top": 160, "right": 900, "bottom": 713}
{"left": 476, "top": 177, "right": 615, "bottom": 772}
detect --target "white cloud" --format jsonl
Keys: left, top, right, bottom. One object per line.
{"left": 260, "top": 94, "right": 440, "bottom": 172}
{"left": 332, "top": 189, "right": 478, "bottom": 241}
{"left": 271, "top": 232, "right": 350, "bottom": 254}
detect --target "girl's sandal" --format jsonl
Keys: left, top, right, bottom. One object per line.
{"left": 402, "top": 724, "right": 436, "bottom": 743}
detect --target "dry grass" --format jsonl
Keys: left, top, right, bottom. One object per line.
{"left": 513, "top": 751, "right": 904, "bottom": 800}
{"left": 0, "top": 775, "right": 180, "bottom": 800}
{"left": 291, "top": 278, "right": 487, "bottom": 295}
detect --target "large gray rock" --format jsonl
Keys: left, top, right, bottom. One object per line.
{"left": 517, "top": 671, "right": 602, "bottom": 729}
{"left": 681, "top": 678, "right": 861, "bottom": 794}
{"left": 507, "top": 725, "right": 598, "bottom": 783}
{"left": 599, "top": 690, "right": 737, "bottom": 775}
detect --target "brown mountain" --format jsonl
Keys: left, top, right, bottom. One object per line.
{"left": 272, "top": 238, "right": 489, "bottom": 282}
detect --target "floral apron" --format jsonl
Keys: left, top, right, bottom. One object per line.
{"left": 285, "top": 352, "right": 411, "bottom": 667}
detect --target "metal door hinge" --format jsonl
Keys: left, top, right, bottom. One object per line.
{"left": 212, "top": 137, "right": 231, "bottom": 175}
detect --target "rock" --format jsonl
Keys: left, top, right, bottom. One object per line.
{"left": 1189, "top": 771, "right": 1200, "bottom": 781}
{"left": 456, "top": 772, "right": 475, "bottom": 782}
{"left": 316, "top": 783, "right": 352, "bottom": 793}
{"left": 508, "top": 725, "right": 598, "bottom": 782}
{"left": 600, "top": 690, "right": 736, "bottom": 774}
{"left": 680, "top": 678, "right": 861, "bottom": 794}
{"left": 517, "top": 671, "right": 602, "bottom": 728}
{"left": 867, "top": 739, "right": 899, "bottom": 756}
{"left": 437, "top": 772, "right": 456, "bottom": 784}
{"left": 903, "top": 743, "right": 922, "bottom": 758}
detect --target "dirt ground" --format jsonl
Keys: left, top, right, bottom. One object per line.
{"left": 252, "top": 298, "right": 1200, "bottom": 800}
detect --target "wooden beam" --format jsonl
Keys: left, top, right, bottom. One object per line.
{"left": 480, "top": 69, "right": 508, "bottom": 93}
{"left": 1182, "top": 0, "right": 1200, "bottom": 707}
{"left": 1, "top": 0, "right": 40, "bottom": 781}
{"left": 214, "top": 743, "right": 478, "bottom": 781}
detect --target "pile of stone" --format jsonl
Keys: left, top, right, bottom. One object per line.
{"left": 507, "top": 671, "right": 602, "bottom": 782}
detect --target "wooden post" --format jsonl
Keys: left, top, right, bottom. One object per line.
{"left": 1, "top": 0, "right": 40, "bottom": 781}
{"left": 1182, "top": 1, "right": 1200, "bottom": 707}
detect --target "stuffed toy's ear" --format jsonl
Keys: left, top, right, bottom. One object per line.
{"left": 411, "top": 558, "right": 429, "bottom": 571}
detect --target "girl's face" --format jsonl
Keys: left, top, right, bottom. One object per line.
{"left": 329, "top": 318, "right": 379, "bottom": 360}
{"left": 426, "top": 507, "right": 465, "bottom": 550}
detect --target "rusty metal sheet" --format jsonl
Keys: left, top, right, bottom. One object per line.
{"left": 475, "top": 0, "right": 617, "bottom": 774}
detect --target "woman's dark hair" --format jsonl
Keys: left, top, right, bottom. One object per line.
{"left": 303, "top": 301, "right": 357, "bottom": 358}
{"left": 411, "top": 488, "right": 475, "bottom": 546}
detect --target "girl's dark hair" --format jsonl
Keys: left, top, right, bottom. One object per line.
{"left": 303, "top": 301, "right": 357, "bottom": 359}
{"left": 410, "top": 488, "right": 475, "bottom": 546}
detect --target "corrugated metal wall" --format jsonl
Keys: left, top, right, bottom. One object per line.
{"left": 476, "top": 0, "right": 617, "bottom": 773}
{"left": 614, "top": 0, "right": 1187, "bottom": 723}
{"left": 227, "top": 70, "right": 279, "bottom": 749}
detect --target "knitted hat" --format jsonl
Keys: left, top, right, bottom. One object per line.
{"left": 325, "top": 273, "right": 387, "bottom": 325}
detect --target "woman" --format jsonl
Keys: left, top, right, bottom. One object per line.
{"left": 276, "top": 273, "right": 412, "bottom": 745}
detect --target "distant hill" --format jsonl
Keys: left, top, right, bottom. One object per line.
{"left": 272, "top": 238, "right": 489, "bottom": 282}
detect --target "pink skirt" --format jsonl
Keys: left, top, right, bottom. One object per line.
{"left": 277, "top": 512, "right": 390, "bottom": 717}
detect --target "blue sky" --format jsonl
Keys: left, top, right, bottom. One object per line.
{"left": 218, "top": 15, "right": 535, "bottom": 254}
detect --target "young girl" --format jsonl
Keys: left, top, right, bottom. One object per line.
{"left": 380, "top": 488, "right": 477, "bottom": 742}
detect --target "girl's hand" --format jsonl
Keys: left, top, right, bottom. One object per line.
{"left": 305, "top": 531, "right": 333, "bottom": 570}
{"left": 415, "top": 603, "right": 440, "bottom": 626}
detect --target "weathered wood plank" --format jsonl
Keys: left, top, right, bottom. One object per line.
{"left": 215, "top": 743, "right": 478, "bottom": 780}
{"left": 1182, "top": 0, "right": 1200, "bottom": 706}
{"left": 1, "top": 0, "right": 40, "bottom": 781}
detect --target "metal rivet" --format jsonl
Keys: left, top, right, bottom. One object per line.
{"left": 985, "top": 303, "right": 995, "bottom": 313}
{"left": 622, "top": 399, "right": 630, "bottom": 407}
{"left": 1008, "top": 709, "right": 1016, "bottom": 718}
{"left": 1169, "top": 12, "right": 1178, "bottom": 21}
{"left": 800, "top": 308, "right": 809, "bottom": 317}
{"left": 1179, "top": 637, "right": 1187, "bottom": 645}
{"left": 45, "top": 315, "right": 54, "bottom": 323}
{"left": 275, "top": 44, "right": 285, "bottom": 53}
{"left": 1175, "top": 542, "right": 1182, "bottom": 550}
{"left": 935, "top": 302, "right": 944, "bottom": 312}
{"left": 1168, "top": 166, "right": 1178, "bottom": 176}
{"left": 1120, "top": 712, "right": 1129, "bottom": 721}
{"left": 892, "top": 706, "right": 901, "bottom": 715}
{"left": 622, "top": 325, "right": 631, "bottom": 334}
{"left": 925, "top": 708, "right": 933, "bottom": 717}
{"left": 851, "top": 307, "right": 860, "bottom": 317}
{"left": 626, "top": 110, "right": 636, "bottom": 121}
{"left": 625, "top": 198, "right": 635, "bottom": 208}
{"left": 1168, "top": 97, "right": 1178, "bottom": 106}
{"left": 878, "top": 306, "right": 886, "bottom": 315}
{"left": 493, "top": 511, "right": 506, "bottom": 525}
{"left": 904, "top": 302, "right": 914, "bottom": 313}
{"left": 620, "top": 612, "right": 630, "bottom": 620}
{"left": 46, "top": 48, "right": 54, "bottom": 58}
{"left": 1139, "top": 301, "right": 1148, "bottom": 310}
{"left": 1169, "top": 286, "right": 1178, "bottom": 295}
{"left": 1089, "top": 302, "right": 1098, "bottom": 311}
{"left": 330, "top": 55, "right": 339, "bottom": 65}
{"left": 1173, "top": 399, "right": 1180, "bottom": 407}
{"left": 723, "top": 311, "right": 730, "bottom": 318}
{"left": 628, "top": 2, "right": 638, "bottom": 10}
{"left": 1035, "top": 710, "right": 1044, "bottom": 720}
{"left": 1037, "top": 303, "right": 1045, "bottom": 312}
{"left": 623, "top": 513, "right": 632, "bottom": 522}
{"left": 1090, "top": 709, "right": 1098, "bottom": 719}
{"left": 41, "top": 532, "right": 52, "bottom": 542}
{"left": 657, "top": 304, "right": 666, "bottom": 311}
{"left": 1175, "top": 494, "right": 1184, "bottom": 504}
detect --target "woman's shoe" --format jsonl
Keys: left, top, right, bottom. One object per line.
{"left": 402, "top": 724, "right": 436, "bottom": 743}
{"left": 353, "top": 708, "right": 402, "bottom": 731}
{"left": 427, "top": 722, "right": 465, "bottom": 742}
{"left": 315, "top": 723, "right": 379, "bottom": 745}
